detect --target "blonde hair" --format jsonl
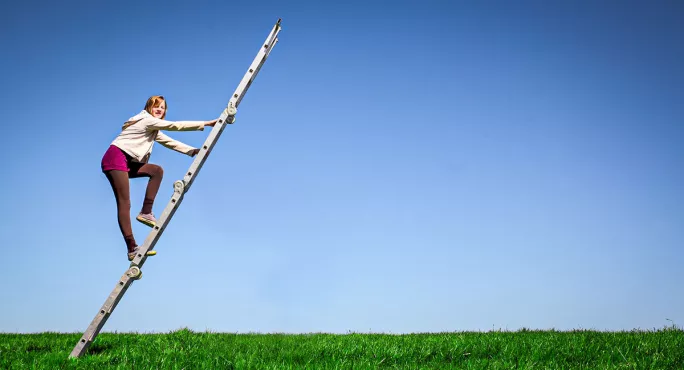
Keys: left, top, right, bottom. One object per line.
{"left": 144, "top": 95, "right": 167, "bottom": 119}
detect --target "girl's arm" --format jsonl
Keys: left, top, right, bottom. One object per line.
{"left": 155, "top": 132, "right": 197, "bottom": 156}
{"left": 144, "top": 116, "right": 209, "bottom": 131}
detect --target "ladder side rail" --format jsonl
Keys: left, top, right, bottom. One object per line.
{"left": 69, "top": 270, "right": 137, "bottom": 358}
{"left": 232, "top": 23, "right": 281, "bottom": 110}
{"left": 183, "top": 20, "right": 281, "bottom": 190}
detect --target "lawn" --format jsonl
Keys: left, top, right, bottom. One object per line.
{"left": 1, "top": 326, "right": 682, "bottom": 369}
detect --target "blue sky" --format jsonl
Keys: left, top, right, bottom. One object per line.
{"left": 1, "top": 0, "right": 682, "bottom": 334}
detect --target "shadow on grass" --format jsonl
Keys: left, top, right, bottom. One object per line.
{"left": 85, "top": 342, "right": 115, "bottom": 356}
{"left": 25, "top": 343, "right": 52, "bottom": 353}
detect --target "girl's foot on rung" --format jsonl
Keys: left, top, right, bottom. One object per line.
{"left": 136, "top": 212, "right": 156, "bottom": 228}
{"left": 128, "top": 246, "right": 157, "bottom": 261}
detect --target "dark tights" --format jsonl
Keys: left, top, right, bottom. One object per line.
{"left": 104, "top": 163, "right": 164, "bottom": 252}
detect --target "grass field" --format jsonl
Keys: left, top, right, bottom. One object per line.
{"left": 1, "top": 326, "right": 682, "bottom": 369}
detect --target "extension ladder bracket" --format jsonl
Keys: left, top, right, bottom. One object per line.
{"left": 224, "top": 101, "right": 238, "bottom": 124}
{"left": 126, "top": 266, "right": 142, "bottom": 280}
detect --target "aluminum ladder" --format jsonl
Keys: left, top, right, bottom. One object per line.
{"left": 69, "top": 18, "right": 282, "bottom": 359}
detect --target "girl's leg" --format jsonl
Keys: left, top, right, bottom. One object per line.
{"left": 104, "top": 170, "right": 137, "bottom": 253}
{"left": 129, "top": 163, "right": 164, "bottom": 214}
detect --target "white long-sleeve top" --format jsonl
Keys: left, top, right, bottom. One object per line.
{"left": 110, "top": 110, "right": 206, "bottom": 163}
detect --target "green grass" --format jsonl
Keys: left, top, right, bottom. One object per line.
{"left": 1, "top": 326, "right": 682, "bottom": 369}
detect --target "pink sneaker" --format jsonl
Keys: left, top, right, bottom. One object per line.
{"left": 128, "top": 246, "right": 157, "bottom": 261}
{"left": 136, "top": 212, "right": 156, "bottom": 228}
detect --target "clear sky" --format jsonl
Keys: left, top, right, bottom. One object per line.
{"left": 1, "top": 0, "right": 682, "bottom": 334}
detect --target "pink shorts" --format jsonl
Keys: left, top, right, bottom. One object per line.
{"left": 101, "top": 145, "right": 132, "bottom": 172}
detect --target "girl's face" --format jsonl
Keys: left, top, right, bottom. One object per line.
{"left": 151, "top": 101, "right": 166, "bottom": 119}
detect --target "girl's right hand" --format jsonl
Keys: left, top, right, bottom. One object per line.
{"left": 205, "top": 119, "right": 219, "bottom": 127}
